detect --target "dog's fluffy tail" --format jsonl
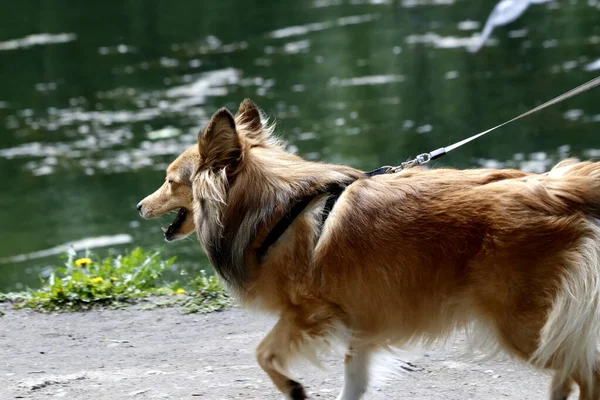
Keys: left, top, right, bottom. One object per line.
{"left": 540, "top": 159, "right": 600, "bottom": 218}
{"left": 530, "top": 217, "right": 600, "bottom": 392}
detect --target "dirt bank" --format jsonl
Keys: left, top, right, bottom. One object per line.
{"left": 0, "top": 304, "right": 561, "bottom": 399}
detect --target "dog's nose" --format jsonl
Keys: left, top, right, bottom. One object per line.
{"left": 136, "top": 202, "right": 143, "bottom": 212}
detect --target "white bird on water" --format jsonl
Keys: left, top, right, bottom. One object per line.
{"left": 469, "top": 0, "right": 553, "bottom": 53}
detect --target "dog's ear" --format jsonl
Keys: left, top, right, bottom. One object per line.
{"left": 199, "top": 108, "right": 242, "bottom": 171}
{"left": 235, "top": 99, "right": 262, "bottom": 131}
{"left": 235, "top": 98, "right": 268, "bottom": 144}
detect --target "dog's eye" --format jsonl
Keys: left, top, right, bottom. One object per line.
{"left": 168, "top": 179, "right": 175, "bottom": 184}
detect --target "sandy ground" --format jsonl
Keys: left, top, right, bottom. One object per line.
{"left": 0, "top": 304, "right": 568, "bottom": 400}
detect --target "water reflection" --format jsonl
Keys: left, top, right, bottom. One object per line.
{"left": 0, "top": 0, "right": 599, "bottom": 291}
{"left": 0, "top": 33, "right": 76, "bottom": 51}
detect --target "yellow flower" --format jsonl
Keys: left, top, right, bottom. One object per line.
{"left": 90, "top": 277, "right": 104, "bottom": 284}
{"left": 75, "top": 258, "right": 93, "bottom": 267}
{"left": 56, "top": 288, "right": 64, "bottom": 294}
{"left": 110, "top": 277, "right": 118, "bottom": 282}
{"left": 175, "top": 288, "right": 186, "bottom": 295}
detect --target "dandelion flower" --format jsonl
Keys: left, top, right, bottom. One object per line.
{"left": 75, "top": 258, "right": 92, "bottom": 267}
{"left": 175, "top": 288, "right": 186, "bottom": 295}
{"left": 90, "top": 277, "right": 104, "bottom": 284}
{"left": 110, "top": 277, "right": 118, "bottom": 282}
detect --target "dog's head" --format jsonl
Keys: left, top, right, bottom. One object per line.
{"left": 136, "top": 144, "right": 199, "bottom": 241}
{"left": 137, "top": 99, "right": 269, "bottom": 242}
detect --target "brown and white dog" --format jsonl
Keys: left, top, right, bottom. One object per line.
{"left": 138, "top": 99, "right": 600, "bottom": 400}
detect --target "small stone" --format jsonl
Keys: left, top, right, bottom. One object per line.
{"left": 128, "top": 389, "right": 150, "bottom": 396}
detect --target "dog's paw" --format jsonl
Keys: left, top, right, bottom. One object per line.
{"left": 287, "top": 380, "right": 307, "bottom": 400}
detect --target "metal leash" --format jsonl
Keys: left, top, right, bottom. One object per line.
{"left": 384, "top": 75, "right": 600, "bottom": 172}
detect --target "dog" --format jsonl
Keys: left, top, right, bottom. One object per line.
{"left": 138, "top": 99, "right": 600, "bottom": 400}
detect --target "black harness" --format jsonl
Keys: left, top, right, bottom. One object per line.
{"left": 256, "top": 167, "right": 389, "bottom": 261}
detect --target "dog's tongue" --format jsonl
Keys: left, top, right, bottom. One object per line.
{"left": 163, "top": 208, "right": 187, "bottom": 236}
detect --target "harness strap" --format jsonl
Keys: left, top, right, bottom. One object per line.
{"left": 256, "top": 182, "right": 350, "bottom": 261}
{"left": 320, "top": 187, "right": 345, "bottom": 228}
{"left": 256, "top": 195, "right": 315, "bottom": 261}
{"left": 257, "top": 169, "right": 390, "bottom": 261}
{"left": 364, "top": 166, "right": 397, "bottom": 177}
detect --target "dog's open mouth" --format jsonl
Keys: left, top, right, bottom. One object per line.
{"left": 162, "top": 207, "right": 188, "bottom": 240}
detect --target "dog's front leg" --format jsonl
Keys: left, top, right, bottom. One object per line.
{"left": 336, "top": 343, "right": 372, "bottom": 400}
{"left": 256, "top": 313, "right": 308, "bottom": 400}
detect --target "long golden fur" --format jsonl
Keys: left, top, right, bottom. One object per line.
{"left": 138, "top": 99, "right": 600, "bottom": 400}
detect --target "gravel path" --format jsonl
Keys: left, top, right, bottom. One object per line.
{"left": 0, "top": 304, "right": 568, "bottom": 399}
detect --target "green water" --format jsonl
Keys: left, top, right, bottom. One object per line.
{"left": 1, "top": 0, "right": 600, "bottom": 291}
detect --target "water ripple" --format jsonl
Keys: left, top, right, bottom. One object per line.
{"left": 268, "top": 14, "right": 379, "bottom": 39}
{"left": 0, "top": 33, "right": 76, "bottom": 51}
{"left": 406, "top": 32, "right": 488, "bottom": 49}
{"left": 329, "top": 74, "right": 405, "bottom": 87}
{"left": 0, "top": 234, "right": 133, "bottom": 264}
{"left": 0, "top": 68, "right": 241, "bottom": 176}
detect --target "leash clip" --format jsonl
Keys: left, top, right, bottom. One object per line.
{"left": 391, "top": 152, "right": 432, "bottom": 172}
{"left": 416, "top": 152, "right": 432, "bottom": 165}
{"left": 368, "top": 150, "right": 441, "bottom": 177}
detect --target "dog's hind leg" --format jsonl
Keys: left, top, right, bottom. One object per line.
{"left": 550, "top": 374, "right": 575, "bottom": 400}
{"left": 336, "top": 343, "right": 373, "bottom": 400}
{"left": 256, "top": 313, "right": 309, "bottom": 400}
{"left": 571, "top": 366, "right": 600, "bottom": 400}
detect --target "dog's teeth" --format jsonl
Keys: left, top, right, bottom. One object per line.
{"left": 161, "top": 227, "right": 168, "bottom": 233}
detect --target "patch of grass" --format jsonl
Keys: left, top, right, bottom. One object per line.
{"left": 1, "top": 247, "right": 230, "bottom": 313}
{"left": 139, "top": 272, "right": 230, "bottom": 314}
{"left": 0, "top": 292, "right": 28, "bottom": 303}
{"left": 181, "top": 271, "right": 231, "bottom": 314}
{"left": 17, "top": 247, "right": 175, "bottom": 311}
